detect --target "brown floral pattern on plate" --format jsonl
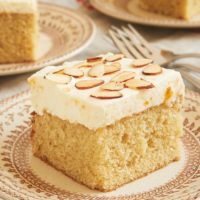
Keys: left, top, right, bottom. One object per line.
{"left": 0, "top": 90, "right": 199, "bottom": 200}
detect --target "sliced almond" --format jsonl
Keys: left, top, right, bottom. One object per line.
{"left": 104, "top": 62, "right": 121, "bottom": 75}
{"left": 55, "top": 70, "right": 65, "bottom": 75}
{"left": 48, "top": 66, "right": 65, "bottom": 75}
{"left": 132, "top": 59, "right": 153, "bottom": 68}
{"left": 101, "top": 82, "right": 124, "bottom": 91}
{"left": 73, "top": 62, "right": 92, "bottom": 69}
{"left": 64, "top": 68, "right": 84, "bottom": 78}
{"left": 88, "top": 64, "right": 105, "bottom": 78}
{"left": 75, "top": 79, "right": 104, "bottom": 89}
{"left": 91, "top": 91, "right": 122, "bottom": 99}
{"left": 105, "top": 53, "right": 124, "bottom": 62}
{"left": 87, "top": 56, "right": 103, "bottom": 63}
{"left": 30, "top": 111, "right": 36, "bottom": 116}
{"left": 125, "top": 79, "right": 154, "bottom": 90}
{"left": 111, "top": 71, "right": 136, "bottom": 83}
{"left": 112, "top": 62, "right": 121, "bottom": 68}
{"left": 142, "top": 64, "right": 162, "bottom": 75}
{"left": 45, "top": 74, "right": 71, "bottom": 84}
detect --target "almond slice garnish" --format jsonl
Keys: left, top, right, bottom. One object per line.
{"left": 55, "top": 70, "right": 65, "bottom": 75}
{"left": 105, "top": 54, "right": 124, "bottom": 62}
{"left": 91, "top": 91, "right": 123, "bottom": 99}
{"left": 88, "top": 64, "right": 105, "bottom": 78}
{"left": 142, "top": 64, "right": 162, "bottom": 75}
{"left": 87, "top": 56, "right": 103, "bottom": 63}
{"left": 104, "top": 62, "right": 121, "bottom": 75}
{"left": 132, "top": 58, "right": 153, "bottom": 68}
{"left": 73, "top": 62, "right": 92, "bottom": 68}
{"left": 111, "top": 71, "right": 136, "bottom": 83}
{"left": 75, "top": 79, "right": 104, "bottom": 89}
{"left": 91, "top": 60, "right": 105, "bottom": 66}
{"left": 48, "top": 66, "right": 65, "bottom": 75}
{"left": 125, "top": 79, "right": 154, "bottom": 90}
{"left": 101, "top": 82, "right": 124, "bottom": 91}
{"left": 45, "top": 74, "right": 71, "bottom": 84}
{"left": 64, "top": 68, "right": 84, "bottom": 78}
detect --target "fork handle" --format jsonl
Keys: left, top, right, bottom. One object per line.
{"left": 170, "top": 63, "right": 200, "bottom": 73}
{"left": 161, "top": 53, "right": 200, "bottom": 67}
{"left": 179, "top": 70, "right": 200, "bottom": 90}
{"left": 171, "top": 53, "right": 200, "bottom": 61}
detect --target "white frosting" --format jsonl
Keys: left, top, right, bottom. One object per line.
{"left": 0, "top": 0, "right": 37, "bottom": 13}
{"left": 28, "top": 53, "right": 185, "bottom": 130}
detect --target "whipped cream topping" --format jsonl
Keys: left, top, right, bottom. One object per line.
{"left": 0, "top": 0, "right": 37, "bottom": 13}
{"left": 28, "top": 53, "right": 185, "bottom": 130}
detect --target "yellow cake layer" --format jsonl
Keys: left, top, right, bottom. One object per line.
{"left": 139, "top": 0, "right": 200, "bottom": 19}
{"left": 32, "top": 100, "right": 183, "bottom": 191}
{"left": 0, "top": 12, "right": 37, "bottom": 64}
{"left": 187, "top": 0, "right": 200, "bottom": 18}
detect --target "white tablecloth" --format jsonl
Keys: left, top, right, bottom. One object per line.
{"left": 0, "top": 0, "right": 199, "bottom": 100}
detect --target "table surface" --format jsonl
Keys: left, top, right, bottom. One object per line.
{"left": 0, "top": 0, "right": 199, "bottom": 101}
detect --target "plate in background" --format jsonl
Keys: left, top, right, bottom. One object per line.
{"left": 0, "top": 3, "right": 95, "bottom": 76}
{"left": 90, "top": 0, "right": 200, "bottom": 28}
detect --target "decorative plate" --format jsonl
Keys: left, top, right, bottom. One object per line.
{"left": 0, "top": 90, "right": 199, "bottom": 200}
{"left": 0, "top": 3, "right": 95, "bottom": 76}
{"left": 90, "top": 0, "right": 200, "bottom": 28}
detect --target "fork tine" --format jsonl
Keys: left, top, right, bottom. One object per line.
{"left": 122, "top": 26, "right": 152, "bottom": 59}
{"left": 111, "top": 26, "right": 144, "bottom": 59}
{"left": 128, "top": 24, "right": 157, "bottom": 56}
{"left": 108, "top": 30, "right": 134, "bottom": 59}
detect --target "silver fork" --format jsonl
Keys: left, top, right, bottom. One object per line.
{"left": 161, "top": 49, "right": 200, "bottom": 64}
{"left": 108, "top": 24, "right": 200, "bottom": 89}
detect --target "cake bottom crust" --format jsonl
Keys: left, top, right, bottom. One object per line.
{"left": 35, "top": 151, "right": 179, "bottom": 192}
{"left": 31, "top": 101, "right": 183, "bottom": 191}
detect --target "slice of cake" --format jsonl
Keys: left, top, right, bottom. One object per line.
{"left": 28, "top": 53, "right": 185, "bottom": 192}
{"left": 0, "top": 0, "right": 38, "bottom": 64}
{"left": 139, "top": 0, "right": 200, "bottom": 19}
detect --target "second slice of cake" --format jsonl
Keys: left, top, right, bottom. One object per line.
{"left": 138, "top": 0, "right": 200, "bottom": 19}
{"left": 0, "top": 0, "right": 38, "bottom": 63}
{"left": 28, "top": 53, "right": 185, "bottom": 191}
